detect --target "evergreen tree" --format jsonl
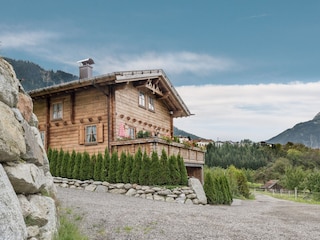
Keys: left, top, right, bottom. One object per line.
{"left": 116, "top": 152, "right": 126, "bottom": 183}
{"left": 56, "top": 148, "right": 64, "bottom": 177}
{"left": 72, "top": 152, "right": 82, "bottom": 180}
{"left": 168, "top": 155, "right": 181, "bottom": 185}
{"left": 104, "top": 148, "right": 110, "bottom": 180}
{"left": 203, "top": 172, "right": 215, "bottom": 204}
{"left": 177, "top": 154, "right": 188, "bottom": 185}
{"left": 60, "top": 151, "right": 70, "bottom": 178}
{"left": 131, "top": 148, "right": 142, "bottom": 184}
{"left": 159, "top": 149, "right": 169, "bottom": 185}
{"left": 108, "top": 151, "right": 118, "bottom": 183}
{"left": 47, "top": 148, "right": 53, "bottom": 163}
{"left": 92, "top": 154, "right": 100, "bottom": 181}
{"left": 80, "top": 151, "right": 90, "bottom": 180}
{"left": 122, "top": 153, "right": 133, "bottom": 183}
{"left": 149, "top": 151, "right": 160, "bottom": 185}
{"left": 88, "top": 153, "right": 95, "bottom": 180}
{"left": 139, "top": 151, "right": 151, "bottom": 185}
{"left": 67, "top": 150, "right": 76, "bottom": 179}
{"left": 97, "top": 152, "right": 104, "bottom": 181}
{"left": 50, "top": 149, "right": 59, "bottom": 176}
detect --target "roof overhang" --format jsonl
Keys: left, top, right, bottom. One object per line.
{"left": 28, "top": 69, "right": 192, "bottom": 118}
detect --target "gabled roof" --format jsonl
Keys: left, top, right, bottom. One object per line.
{"left": 28, "top": 69, "right": 191, "bottom": 118}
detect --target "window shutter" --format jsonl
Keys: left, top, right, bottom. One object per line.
{"left": 79, "top": 125, "right": 85, "bottom": 145}
{"left": 97, "top": 123, "right": 104, "bottom": 143}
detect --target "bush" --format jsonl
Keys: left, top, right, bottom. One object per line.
{"left": 49, "top": 149, "right": 58, "bottom": 176}
{"left": 56, "top": 148, "right": 65, "bottom": 177}
{"left": 61, "top": 151, "right": 70, "bottom": 178}
{"left": 103, "top": 148, "right": 110, "bottom": 180}
{"left": 159, "top": 149, "right": 169, "bottom": 185}
{"left": 67, "top": 150, "right": 76, "bottom": 179}
{"left": 80, "top": 152, "right": 90, "bottom": 181}
{"left": 149, "top": 152, "right": 160, "bottom": 185}
{"left": 168, "top": 155, "right": 181, "bottom": 185}
{"left": 177, "top": 154, "right": 188, "bottom": 185}
{"left": 131, "top": 148, "right": 142, "bottom": 184}
{"left": 139, "top": 151, "right": 151, "bottom": 185}
{"left": 108, "top": 151, "right": 118, "bottom": 183}
{"left": 116, "top": 152, "right": 126, "bottom": 183}
{"left": 72, "top": 152, "right": 82, "bottom": 180}
{"left": 122, "top": 153, "right": 133, "bottom": 183}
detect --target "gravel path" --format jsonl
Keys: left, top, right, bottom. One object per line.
{"left": 57, "top": 187, "right": 320, "bottom": 240}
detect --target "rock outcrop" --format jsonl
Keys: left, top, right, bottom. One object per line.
{"left": 0, "top": 58, "right": 58, "bottom": 240}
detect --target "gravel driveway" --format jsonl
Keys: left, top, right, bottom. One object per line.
{"left": 57, "top": 187, "right": 320, "bottom": 240}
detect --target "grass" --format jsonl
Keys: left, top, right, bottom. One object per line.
{"left": 54, "top": 208, "right": 88, "bottom": 240}
{"left": 259, "top": 191, "right": 320, "bottom": 205}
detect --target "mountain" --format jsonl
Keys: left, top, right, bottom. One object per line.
{"left": 268, "top": 113, "right": 320, "bottom": 148}
{"left": 4, "top": 57, "right": 78, "bottom": 91}
{"left": 173, "top": 126, "right": 201, "bottom": 140}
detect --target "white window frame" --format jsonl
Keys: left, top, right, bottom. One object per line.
{"left": 85, "top": 125, "right": 97, "bottom": 144}
{"left": 128, "top": 126, "right": 135, "bottom": 139}
{"left": 148, "top": 96, "right": 155, "bottom": 111}
{"left": 139, "top": 92, "right": 145, "bottom": 108}
{"left": 52, "top": 102, "right": 63, "bottom": 120}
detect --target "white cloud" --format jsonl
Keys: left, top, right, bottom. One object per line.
{"left": 95, "top": 52, "right": 235, "bottom": 76}
{"left": 0, "top": 29, "right": 59, "bottom": 49}
{"left": 174, "top": 82, "right": 320, "bottom": 142}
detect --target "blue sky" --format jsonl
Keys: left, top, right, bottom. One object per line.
{"left": 2, "top": 1, "right": 320, "bottom": 141}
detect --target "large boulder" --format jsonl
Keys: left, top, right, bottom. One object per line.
{"left": 4, "top": 163, "right": 46, "bottom": 194}
{"left": 188, "top": 177, "right": 207, "bottom": 205}
{"left": 0, "top": 164, "right": 27, "bottom": 240}
{"left": 17, "top": 92, "right": 33, "bottom": 123}
{"left": 0, "top": 59, "right": 19, "bottom": 107}
{"left": 0, "top": 101, "right": 26, "bottom": 162}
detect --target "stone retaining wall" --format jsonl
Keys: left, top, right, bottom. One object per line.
{"left": 54, "top": 177, "right": 207, "bottom": 205}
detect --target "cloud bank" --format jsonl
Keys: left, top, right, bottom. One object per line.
{"left": 174, "top": 82, "right": 320, "bottom": 142}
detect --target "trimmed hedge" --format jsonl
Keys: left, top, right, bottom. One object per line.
{"left": 48, "top": 147, "right": 189, "bottom": 186}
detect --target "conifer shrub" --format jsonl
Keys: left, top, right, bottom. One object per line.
{"left": 72, "top": 152, "right": 82, "bottom": 180}
{"left": 168, "top": 155, "right": 181, "bottom": 185}
{"left": 56, "top": 148, "right": 64, "bottom": 177}
{"left": 60, "top": 151, "right": 70, "bottom": 178}
{"left": 204, "top": 172, "right": 215, "bottom": 204}
{"left": 131, "top": 148, "right": 142, "bottom": 184}
{"left": 149, "top": 151, "right": 160, "bottom": 185}
{"left": 67, "top": 150, "right": 76, "bottom": 179}
{"left": 93, "top": 153, "right": 102, "bottom": 181}
{"left": 80, "top": 152, "right": 90, "bottom": 180}
{"left": 159, "top": 149, "right": 169, "bottom": 185}
{"left": 96, "top": 152, "right": 104, "bottom": 181}
{"left": 47, "top": 148, "right": 53, "bottom": 163}
{"left": 116, "top": 152, "right": 126, "bottom": 183}
{"left": 177, "top": 154, "right": 188, "bottom": 185}
{"left": 139, "top": 151, "right": 151, "bottom": 185}
{"left": 122, "top": 153, "right": 133, "bottom": 183}
{"left": 88, "top": 153, "right": 95, "bottom": 180}
{"left": 49, "top": 148, "right": 58, "bottom": 176}
{"left": 108, "top": 151, "right": 118, "bottom": 183}
{"left": 104, "top": 148, "right": 110, "bottom": 180}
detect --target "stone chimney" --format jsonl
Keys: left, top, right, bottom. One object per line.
{"left": 77, "top": 58, "right": 95, "bottom": 79}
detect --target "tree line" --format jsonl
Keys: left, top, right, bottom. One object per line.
{"left": 48, "top": 147, "right": 188, "bottom": 186}
{"left": 205, "top": 140, "right": 320, "bottom": 198}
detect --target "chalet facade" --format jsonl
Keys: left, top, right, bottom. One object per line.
{"left": 29, "top": 60, "right": 204, "bottom": 182}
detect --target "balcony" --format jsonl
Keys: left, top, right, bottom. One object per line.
{"left": 110, "top": 137, "right": 205, "bottom": 182}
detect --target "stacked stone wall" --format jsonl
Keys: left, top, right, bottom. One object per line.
{"left": 0, "top": 58, "right": 58, "bottom": 240}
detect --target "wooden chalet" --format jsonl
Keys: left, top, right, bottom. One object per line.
{"left": 29, "top": 59, "right": 204, "bottom": 182}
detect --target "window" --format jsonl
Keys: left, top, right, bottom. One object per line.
{"left": 139, "top": 92, "right": 145, "bottom": 107}
{"left": 86, "top": 125, "right": 97, "bottom": 143}
{"left": 128, "top": 126, "right": 135, "bottom": 139}
{"left": 52, "top": 103, "right": 63, "bottom": 119}
{"left": 148, "top": 96, "right": 155, "bottom": 111}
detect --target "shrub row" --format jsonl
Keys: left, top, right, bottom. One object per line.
{"left": 48, "top": 147, "right": 188, "bottom": 186}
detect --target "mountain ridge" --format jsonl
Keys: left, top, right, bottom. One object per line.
{"left": 268, "top": 112, "right": 320, "bottom": 148}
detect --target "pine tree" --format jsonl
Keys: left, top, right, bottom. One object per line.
{"left": 67, "top": 150, "right": 76, "bottom": 179}
{"left": 72, "top": 152, "right": 82, "bottom": 180}
{"left": 108, "top": 151, "right": 118, "bottom": 183}
{"left": 56, "top": 148, "right": 64, "bottom": 177}
{"left": 168, "top": 155, "right": 181, "bottom": 185}
{"left": 122, "top": 153, "right": 133, "bottom": 183}
{"left": 104, "top": 148, "right": 110, "bottom": 181}
{"left": 159, "top": 149, "right": 169, "bottom": 185}
{"left": 88, "top": 153, "right": 95, "bottom": 180}
{"left": 139, "top": 151, "right": 151, "bottom": 185}
{"left": 50, "top": 149, "right": 59, "bottom": 176}
{"left": 80, "top": 151, "right": 90, "bottom": 180}
{"left": 47, "top": 148, "right": 53, "bottom": 163}
{"left": 116, "top": 152, "right": 126, "bottom": 183}
{"left": 60, "top": 151, "right": 70, "bottom": 178}
{"left": 131, "top": 148, "right": 142, "bottom": 184}
{"left": 149, "top": 151, "right": 160, "bottom": 185}
{"left": 177, "top": 154, "right": 188, "bottom": 185}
